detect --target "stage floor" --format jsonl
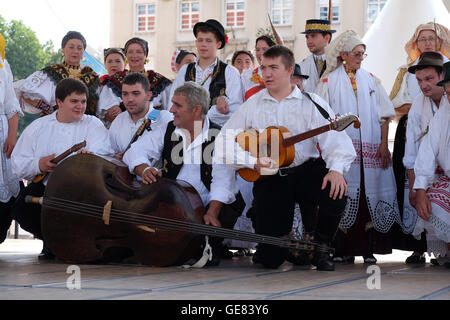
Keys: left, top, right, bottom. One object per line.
{"left": 0, "top": 239, "right": 449, "bottom": 301}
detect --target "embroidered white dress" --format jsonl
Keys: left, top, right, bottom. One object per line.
{"left": 315, "top": 65, "right": 401, "bottom": 233}
{"left": 0, "top": 60, "right": 22, "bottom": 202}
{"left": 412, "top": 101, "right": 450, "bottom": 257}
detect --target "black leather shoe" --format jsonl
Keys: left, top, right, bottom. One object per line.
{"left": 405, "top": 253, "right": 425, "bottom": 264}
{"left": 312, "top": 252, "right": 335, "bottom": 271}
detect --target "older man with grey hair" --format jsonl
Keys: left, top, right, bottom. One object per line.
{"left": 123, "top": 82, "right": 244, "bottom": 266}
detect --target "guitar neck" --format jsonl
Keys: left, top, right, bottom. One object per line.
{"left": 283, "top": 123, "right": 332, "bottom": 147}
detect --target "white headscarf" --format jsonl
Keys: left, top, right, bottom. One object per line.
{"left": 322, "top": 30, "right": 366, "bottom": 79}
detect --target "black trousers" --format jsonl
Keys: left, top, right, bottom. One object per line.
{"left": 253, "top": 159, "right": 347, "bottom": 268}
{"left": 10, "top": 182, "right": 45, "bottom": 240}
{"left": 0, "top": 196, "right": 18, "bottom": 244}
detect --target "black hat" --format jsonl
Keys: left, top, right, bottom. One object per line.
{"left": 301, "top": 19, "right": 336, "bottom": 34}
{"left": 408, "top": 51, "right": 444, "bottom": 74}
{"left": 62, "top": 31, "right": 86, "bottom": 49}
{"left": 124, "top": 37, "right": 149, "bottom": 57}
{"left": 193, "top": 19, "right": 226, "bottom": 49}
{"left": 437, "top": 61, "right": 450, "bottom": 86}
{"left": 293, "top": 64, "right": 309, "bottom": 79}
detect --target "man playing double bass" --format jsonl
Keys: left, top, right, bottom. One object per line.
{"left": 11, "top": 78, "right": 112, "bottom": 258}
{"left": 123, "top": 81, "right": 244, "bottom": 266}
{"left": 214, "top": 46, "right": 356, "bottom": 271}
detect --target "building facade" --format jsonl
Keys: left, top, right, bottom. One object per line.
{"left": 110, "top": 0, "right": 450, "bottom": 78}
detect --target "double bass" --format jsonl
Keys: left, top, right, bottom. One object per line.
{"left": 40, "top": 154, "right": 332, "bottom": 267}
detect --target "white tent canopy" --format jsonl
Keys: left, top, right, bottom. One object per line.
{"left": 362, "top": 0, "right": 450, "bottom": 93}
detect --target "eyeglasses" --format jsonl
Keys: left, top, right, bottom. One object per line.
{"left": 417, "top": 37, "right": 437, "bottom": 43}
{"left": 349, "top": 52, "right": 368, "bottom": 59}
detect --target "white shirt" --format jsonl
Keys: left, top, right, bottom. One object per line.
{"left": 403, "top": 94, "right": 446, "bottom": 169}
{"left": 299, "top": 54, "right": 323, "bottom": 93}
{"left": 169, "top": 58, "right": 243, "bottom": 126}
{"left": 108, "top": 106, "right": 173, "bottom": 155}
{"left": 414, "top": 101, "right": 450, "bottom": 190}
{"left": 12, "top": 113, "right": 112, "bottom": 183}
{"left": 123, "top": 117, "right": 237, "bottom": 207}
{"left": 214, "top": 86, "right": 356, "bottom": 175}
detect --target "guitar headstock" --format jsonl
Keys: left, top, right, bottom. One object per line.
{"left": 332, "top": 114, "right": 361, "bottom": 132}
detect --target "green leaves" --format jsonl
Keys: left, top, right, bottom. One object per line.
{"left": 0, "top": 15, "right": 61, "bottom": 80}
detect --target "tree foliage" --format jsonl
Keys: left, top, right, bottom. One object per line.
{"left": 0, "top": 15, "right": 61, "bottom": 81}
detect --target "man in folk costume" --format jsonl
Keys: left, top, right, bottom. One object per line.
{"left": 108, "top": 73, "right": 173, "bottom": 160}
{"left": 10, "top": 79, "right": 112, "bottom": 258}
{"left": 413, "top": 61, "right": 450, "bottom": 268}
{"left": 397, "top": 53, "right": 446, "bottom": 263}
{"left": 315, "top": 30, "right": 400, "bottom": 264}
{"left": 391, "top": 22, "right": 449, "bottom": 264}
{"left": 169, "top": 19, "right": 242, "bottom": 127}
{"left": 0, "top": 33, "right": 23, "bottom": 244}
{"left": 123, "top": 82, "right": 244, "bottom": 267}
{"left": 214, "top": 46, "right": 356, "bottom": 271}
{"left": 299, "top": 19, "right": 336, "bottom": 93}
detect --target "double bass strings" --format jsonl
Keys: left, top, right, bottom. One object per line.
{"left": 43, "top": 196, "right": 331, "bottom": 253}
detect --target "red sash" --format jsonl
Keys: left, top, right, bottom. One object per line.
{"left": 245, "top": 84, "right": 265, "bottom": 101}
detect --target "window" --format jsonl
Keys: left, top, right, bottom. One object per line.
{"left": 137, "top": 4, "right": 156, "bottom": 32}
{"left": 319, "top": 0, "right": 340, "bottom": 23}
{"left": 367, "top": 0, "right": 387, "bottom": 21}
{"left": 180, "top": 1, "right": 200, "bottom": 30}
{"left": 270, "top": 0, "right": 292, "bottom": 26}
{"left": 226, "top": 0, "right": 245, "bottom": 28}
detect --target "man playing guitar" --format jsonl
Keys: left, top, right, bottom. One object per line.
{"left": 214, "top": 46, "right": 356, "bottom": 271}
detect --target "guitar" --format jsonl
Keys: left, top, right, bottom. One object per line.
{"left": 32, "top": 141, "right": 87, "bottom": 184}
{"left": 236, "top": 114, "right": 361, "bottom": 182}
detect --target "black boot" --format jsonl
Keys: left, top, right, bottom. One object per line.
{"left": 311, "top": 233, "right": 335, "bottom": 271}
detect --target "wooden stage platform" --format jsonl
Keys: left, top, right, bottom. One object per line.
{"left": 0, "top": 239, "right": 449, "bottom": 301}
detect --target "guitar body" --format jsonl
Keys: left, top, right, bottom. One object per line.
{"left": 236, "top": 126, "right": 295, "bottom": 182}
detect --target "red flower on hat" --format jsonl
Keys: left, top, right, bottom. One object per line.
{"left": 225, "top": 35, "right": 229, "bottom": 45}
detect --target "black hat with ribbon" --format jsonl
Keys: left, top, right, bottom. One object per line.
{"left": 293, "top": 63, "right": 309, "bottom": 79}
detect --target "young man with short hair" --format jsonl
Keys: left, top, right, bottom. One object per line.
{"left": 299, "top": 19, "right": 335, "bottom": 92}
{"left": 169, "top": 19, "right": 243, "bottom": 126}
{"left": 11, "top": 78, "right": 111, "bottom": 252}
{"left": 214, "top": 46, "right": 356, "bottom": 271}
{"left": 108, "top": 73, "right": 173, "bottom": 160}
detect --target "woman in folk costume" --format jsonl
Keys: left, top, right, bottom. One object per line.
{"left": 412, "top": 65, "right": 450, "bottom": 267}
{"left": 14, "top": 31, "right": 100, "bottom": 116}
{"left": 0, "top": 33, "right": 23, "bottom": 243}
{"left": 315, "top": 30, "right": 400, "bottom": 264}
{"left": 123, "top": 37, "right": 172, "bottom": 110}
{"left": 391, "top": 23, "right": 449, "bottom": 264}
{"left": 241, "top": 31, "right": 277, "bottom": 101}
{"left": 97, "top": 48, "right": 127, "bottom": 128}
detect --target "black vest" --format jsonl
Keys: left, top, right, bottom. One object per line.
{"left": 161, "top": 120, "right": 222, "bottom": 191}
{"left": 185, "top": 61, "right": 228, "bottom": 108}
